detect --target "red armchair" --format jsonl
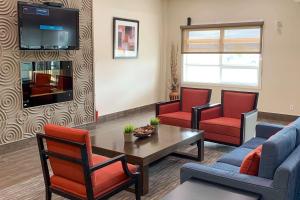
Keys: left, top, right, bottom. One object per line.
{"left": 36, "top": 124, "right": 141, "bottom": 200}
{"left": 156, "top": 87, "right": 212, "bottom": 129}
{"left": 197, "top": 90, "right": 259, "bottom": 146}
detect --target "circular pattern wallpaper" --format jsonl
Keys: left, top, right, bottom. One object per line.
{"left": 0, "top": 0, "right": 94, "bottom": 145}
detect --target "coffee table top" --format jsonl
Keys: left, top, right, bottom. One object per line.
{"left": 91, "top": 125, "right": 203, "bottom": 164}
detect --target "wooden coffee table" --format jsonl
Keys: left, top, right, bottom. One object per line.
{"left": 91, "top": 125, "right": 204, "bottom": 195}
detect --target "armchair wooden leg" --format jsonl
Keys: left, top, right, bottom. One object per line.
{"left": 46, "top": 188, "right": 52, "bottom": 200}
{"left": 135, "top": 173, "right": 142, "bottom": 200}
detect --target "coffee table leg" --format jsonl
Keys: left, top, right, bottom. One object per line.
{"left": 197, "top": 139, "right": 204, "bottom": 161}
{"left": 140, "top": 165, "right": 149, "bottom": 195}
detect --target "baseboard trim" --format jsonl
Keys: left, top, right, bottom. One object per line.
{"left": 258, "top": 111, "right": 298, "bottom": 123}
{"left": 0, "top": 137, "right": 36, "bottom": 155}
{"left": 98, "top": 104, "right": 155, "bottom": 123}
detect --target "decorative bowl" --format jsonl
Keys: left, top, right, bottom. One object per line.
{"left": 133, "top": 125, "right": 155, "bottom": 138}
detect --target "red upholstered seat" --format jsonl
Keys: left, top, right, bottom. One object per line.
{"left": 51, "top": 154, "right": 137, "bottom": 199}
{"left": 201, "top": 117, "right": 241, "bottom": 137}
{"left": 31, "top": 86, "right": 52, "bottom": 95}
{"left": 201, "top": 117, "right": 241, "bottom": 145}
{"left": 44, "top": 124, "right": 137, "bottom": 199}
{"left": 159, "top": 112, "right": 191, "bottom": 128}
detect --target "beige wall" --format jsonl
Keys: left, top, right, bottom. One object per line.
{"left": 93, "top": 0, "right": 164, "bottom": 115}
{"left": 164, "top": 0, "right": 300, "bottom": 116}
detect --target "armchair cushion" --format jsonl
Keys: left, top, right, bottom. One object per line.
{"left": 240, "top": 145, "right": 262, "bottom": 176}
{"left": 45, "top": 124, "right": 93, "bottom": 185}
{"left": 181, "top": 88, "right": 210, "bottom": 112}
{"left": 159, "top": 112, "right": 191, "bottom": 128}
{"left": 200, "top": 117, "right": 241, "bottom": 138}
{"left": 51, "top": 154, "right": 137, "bottom": 199}
{"left": 158, "top": 101, "right": 180, "bottom": 115}
{"left": 200, "top": 106, "right": 222, "bottom": 121}
{"left": 223, "top": 91, "right": 257, "bottom": 119}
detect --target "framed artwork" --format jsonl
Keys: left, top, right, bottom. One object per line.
{"left": 113, "top": 17, "right": 139, "bottom": 59}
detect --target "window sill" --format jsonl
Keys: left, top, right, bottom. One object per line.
{"left": 181, "top": 81, "right": 261, "bottom": 90}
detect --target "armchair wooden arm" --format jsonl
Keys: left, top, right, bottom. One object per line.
{"left": 90, "top": 154, "right": 139, "bottom": 178}
{"left": 191, "top": 104, "right": 210, "bottom": 129}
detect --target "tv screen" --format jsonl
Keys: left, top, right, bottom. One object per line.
{"left": 18, "top": 2, "right": 79, "bottom": 50}
{"left": 21, "top": 61, "right": 73, "bottom": 108}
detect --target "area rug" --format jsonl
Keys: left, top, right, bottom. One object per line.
{"left": 0, "top": 143, "right": 233, "bottom": 200}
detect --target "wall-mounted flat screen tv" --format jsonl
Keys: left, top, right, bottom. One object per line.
{"left": 21, "top": 61, "right": 73, "bottom": 108}
{"left": 18, "top": 2, "right": 79, "bottom": 50}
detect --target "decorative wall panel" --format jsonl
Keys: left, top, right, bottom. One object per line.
{"left": 0, "top": 0, "right": 94, "bottom": 145}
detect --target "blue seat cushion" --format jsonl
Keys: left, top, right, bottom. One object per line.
{"left": 211, "top": 162, "right": 240, "bottom": 173}
{"left": 242, "top": 137, "right": 266, "bottom": 149}
{"left": 259, "top": 126, "right": 297, "bottom": 179}
{"left": 217, "top": 147, "right": 253, "bottom": 167}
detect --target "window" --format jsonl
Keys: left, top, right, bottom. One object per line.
{"left": 181, "top": 22, "right": 263, "bottom": 87}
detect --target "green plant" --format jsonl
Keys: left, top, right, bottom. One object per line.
{"left": 124, "top": 124, "right": 135, "bottom": 134}
{"left": 150, "top": 117, "right": 160, "bottom": 126}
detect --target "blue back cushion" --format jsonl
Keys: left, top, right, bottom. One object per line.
{"left": 258, "top": 126, "right": 297, "bottom": 179}
{"left": 289, "top": 117, "right": 300, "bottom": 146}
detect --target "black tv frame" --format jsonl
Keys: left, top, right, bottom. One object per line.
{"left": 17, "top": 1, "right": 80, "bottom": 51}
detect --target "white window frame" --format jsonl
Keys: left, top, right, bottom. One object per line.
{"left": 181, "top": 53, "right": 263, "bottom": 89}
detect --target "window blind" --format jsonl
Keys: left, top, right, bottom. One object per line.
{"left": 181, "top": 22, "right": 264, "bottom": 54}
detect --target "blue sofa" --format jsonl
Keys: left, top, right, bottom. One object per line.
{"left": 181, "top": 118, "right": 300, "bottom": 200}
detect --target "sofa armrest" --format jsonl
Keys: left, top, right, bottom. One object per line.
{"left": 242, "top": 110, "right": 258, "bottom": 143}
{"left": 255, "top": 123, "right": 284, "bottom": 139}
{"left": 156, "top": 100, "right": 180, "bottom": 116}
{"left": 273, "top": 145, "right": 300, "bottom": 200}
{"left": 180, "top": 163, "right": 274, "bottom": 196}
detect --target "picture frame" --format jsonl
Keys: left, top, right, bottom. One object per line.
{"left": 113, "top": 17, "right": 139, "bottom": 59}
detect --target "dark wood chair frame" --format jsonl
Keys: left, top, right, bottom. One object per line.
{"left": 36, "top": 133, "right": 142, "bottom": 200}
{"left": 196, "top": 90, "right": 259, "bottom": 147}
{"left": 156, "top": 87, "right": 212, "bottom": 129}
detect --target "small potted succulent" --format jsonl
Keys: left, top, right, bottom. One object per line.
{"left": 150, "top": 117, "right": 160, "bottom": 133}
{"left": 124, "top": 124, "right": 135, "bottom": 142}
